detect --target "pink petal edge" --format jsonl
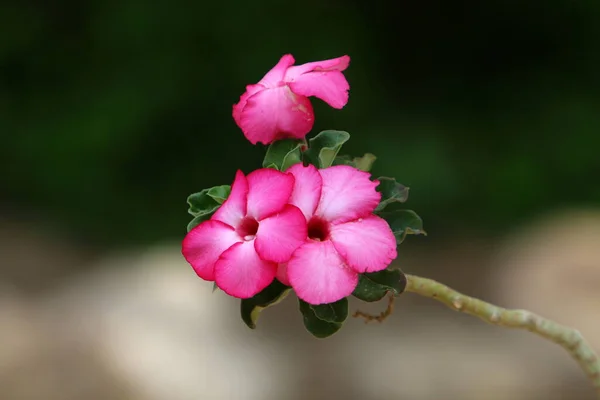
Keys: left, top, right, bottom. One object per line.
{"left": 330, "top": 215, "right": 397, "bottom": 273}
{"left": 288, "top": 71, "right": 349, "bottom": 109}
{"left": 254, "top": 204, "right": 308, "bottom": 263}
{"left": 214, "top": 240, "right": 277, "bottom": 299}
{"left": 246, "top": 168, "right": 295, "bottom": 220}
{"left": 258, "top": 54, "right": 296, "bottom": 88}
{"left": 182, "top": 220, "right": 241, "bottom": 281}
{"left": 284, "top": 55, "right": 350, "bottom": 80}
{"left": 286, "top": 240, "right": 358, "bottom": 305}
{"left": 238, "top": 86, "right": 314, "bottom": 145}
{"left": 212, "top": 170, "right": 249, "bottom": 227}
{"left": 316, "top": 165, "right": 381, "bottom": 224}
{"left": 233, "top": 84, "right": 265, "bottom": 126}
{"left": 286, "top": 163, "right": 323, "bottom": 221}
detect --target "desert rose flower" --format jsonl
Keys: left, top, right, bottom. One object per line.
{"left": 233, "top": 54, "right": 351, "bottom": 145}
{"left": 277, "top": 164, "right": 397, "bottom": 305}
{"left": 182, "top": 169, "right": 307, "bottom": 298}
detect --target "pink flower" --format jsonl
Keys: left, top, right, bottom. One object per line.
{"left": 182, "top": 169, "right": 307, "bottom": 298}
{"left": 277, "top": 164, "right": 398, "bottom": 305}
{"left": 233, "top": 54, "right": 351, "bottom": 145}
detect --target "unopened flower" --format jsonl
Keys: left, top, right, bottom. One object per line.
{"left": 182, "top": 169, "right": 307, "bottom": 298}
{"left": 233, "top": 54, "right": 351, "bottom": 145}
{"left": 277, "top": 164, "right": 397, "bottom": 305}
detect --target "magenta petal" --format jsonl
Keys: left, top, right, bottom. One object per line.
{"left": 287, "top": 240, "right": 358, "bottom": 305}
{"left": 214, "top": 241, "right": 277, "bottom": 299}
{"left": 182, "top": 220, "right": 241, "bottom": 281}
{"left": 212, "top": 170, "right": 248, "bottom": 227}
{"left": 246, "top": 168, "right": 295, "bottom": 220}
{"left": 276, "top": 263, "right": 290, "bottom": 286}
{"left": 288, "top": 71, "right": 349, "bottom": 109}
{"left": 233, "top": 84, "right": 265, "bottom": 127}
{"left": 255, "top": 204, "right": 308, "bottom": 263}
{"left": 284, "top": 55, "right": 350, "bottom": 80}
{"left": 286, "top": 163, "right": 323, "bottom": 221}
{"left": 238, "top": 86, "right": 314, "bottom": 145}
{"left": 316, "top": 165, "right": 381, "bottom": 224}
{"left": 258, "top": 54, "right": 296, "bottom": 87}
{"left": 330, "top": 215, "right": 397, "bottom": 273}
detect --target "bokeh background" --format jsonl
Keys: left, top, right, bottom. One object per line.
{"left": 1, "top": 1, "right": 599, "bottom": 399}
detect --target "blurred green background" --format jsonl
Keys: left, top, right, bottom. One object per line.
{"left": 1, "top": 0, "right": 599, "bottom": 248}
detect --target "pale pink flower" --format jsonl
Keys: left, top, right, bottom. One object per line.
{"left": 182, "top": 169, "right": 307, "bottom": 298}
{"left": 233, "top": 54, "right": 351, "bottom": 145}
{"left": 277, "top": 164, "right": 398, "bottom": 305}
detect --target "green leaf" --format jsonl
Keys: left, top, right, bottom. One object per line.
{"left": 378, "top": 209, "right": 427, "bottom": 244}
{"left": 186, "top": 184, "right": 231, "bottom": 231}
{"left": 332, "top": 153, "right": 377, "bottom": 172}
{"left": 353, "top": 153, "right": 377, "bottom": 172}
{"left": 309, "top": 298, "right": 348, "bottom": 323}
{"left": 262, "top": 139, "right": 305, "bottom": 171}
{"left": 207, "top": 185, "right": 230, "bottom": 204}
{"left": 303, "top": 130, "right": 350, "bottom": 168}
{"left": 298, "top": 299, "right": 343, "bottom": 338}
{"left": 332, "top": 154, "right": 354, "bottom": 167}
{"left": 375, "top": 177, "right": 410, "bottom": 212}
{"left": 352, "top": 269, "right": 407, "bottom": 302}
{"left": 187, "top": 184, "right": 231, "bottom": 216}
{"left": 187, "top": 189, "right": 219, "bottom": 217}
{"left": 240, "top": 280, "right": 291, "bottom": 329}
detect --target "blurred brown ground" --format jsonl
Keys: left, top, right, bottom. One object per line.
{"left": 0, "top": 208, "right": 599, "bottom": 400}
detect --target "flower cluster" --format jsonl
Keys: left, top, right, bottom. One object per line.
{"left": 182, "top": 163, "right": 397, "bottom": 305}
{"left": 181, "top": 54, "right": 423, "bottom": 337}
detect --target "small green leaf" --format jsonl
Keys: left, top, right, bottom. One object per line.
{"left": 187, "top": 184, "right": 231, "bottom": 216}
{"left": 212, "top": 282, "right": 218, "bottom": 293}
{"left": 375, "top": 177, "right": 410, "bottom": 212}
{"left": 186, "top": 185, "right": 231, "bottom": 231}
{"left": 332, "top": 154, "right": 355, "bottom": 167}
{"left": 187, "top": 189, "right": 219, "bottom": 217}
{"left": 262, "top": 139, "right": 305, "bottom": 171}
{"left": 352, "top": 270, "right": 407, "bottom": 302}
{"left": 378, "top": 209, "right": 426, "bottom": 244}
{"left": 303, "top": 130, "right": 350, "bottom": 168}
{"left": 240, "top": 280, "right": 291, "bottom": 329}
{"left": 309, "top": 298, "right": 348, "bottom": 323}
{"left": 207, "top": 185, "right": 231, "bottom": 204}
{"left": 298, "top": 299, "right": 343, "bottom": 338}
{"left": 353, "top": 153, "right": 377, "bottom": 172}
{"left": 332, "top": 153, "right": 376, "bottom": 172}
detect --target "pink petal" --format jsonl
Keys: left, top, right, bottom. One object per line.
{"left": 254, "top": 204, "right": 308, "bottom": 263}
{"left": 214, "top": 240, "right": 277, "bottom": 299}
{"left": 238, "top": 86, "right": 314, "bottom": 145}
{"left": 212, "top": 170, "right": 248, "bottom": 227}
{"left": 276, "top": 263, "right": 290, "bottom": 286}
{"left": 258, "top": 54, "right": 296, "bottom": 87}
{"left": 287, "top": 240, "right": 358, "bottom": 305}
{"left": 288, "top": 71, "right": 349, "bottom": 109}
{"left": 316, "top": 165, "right": 381, "bottom": 224}
{"left": 182, "top": 220, "right": 241, "bottom": 281}
{"left": 284, "top": 55, "right": 350, "bottom": 109}
{"left": 286, "top": 163, "right": 323, "bottom": 220}
{"left": 233, "top": 84, "right": 265, "bottom": 126}
{"left": 284, "top": 55, "right": 350, "bottom": 80}
{"left": 246, "top": 168, "right": 295, "bottom": 220}
{"left": 330, "top": 215, "right": 397, "bottom": 273}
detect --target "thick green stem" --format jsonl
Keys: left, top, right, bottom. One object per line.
{"left": 405, "top": 274, "right": 600, "bottom": 396}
